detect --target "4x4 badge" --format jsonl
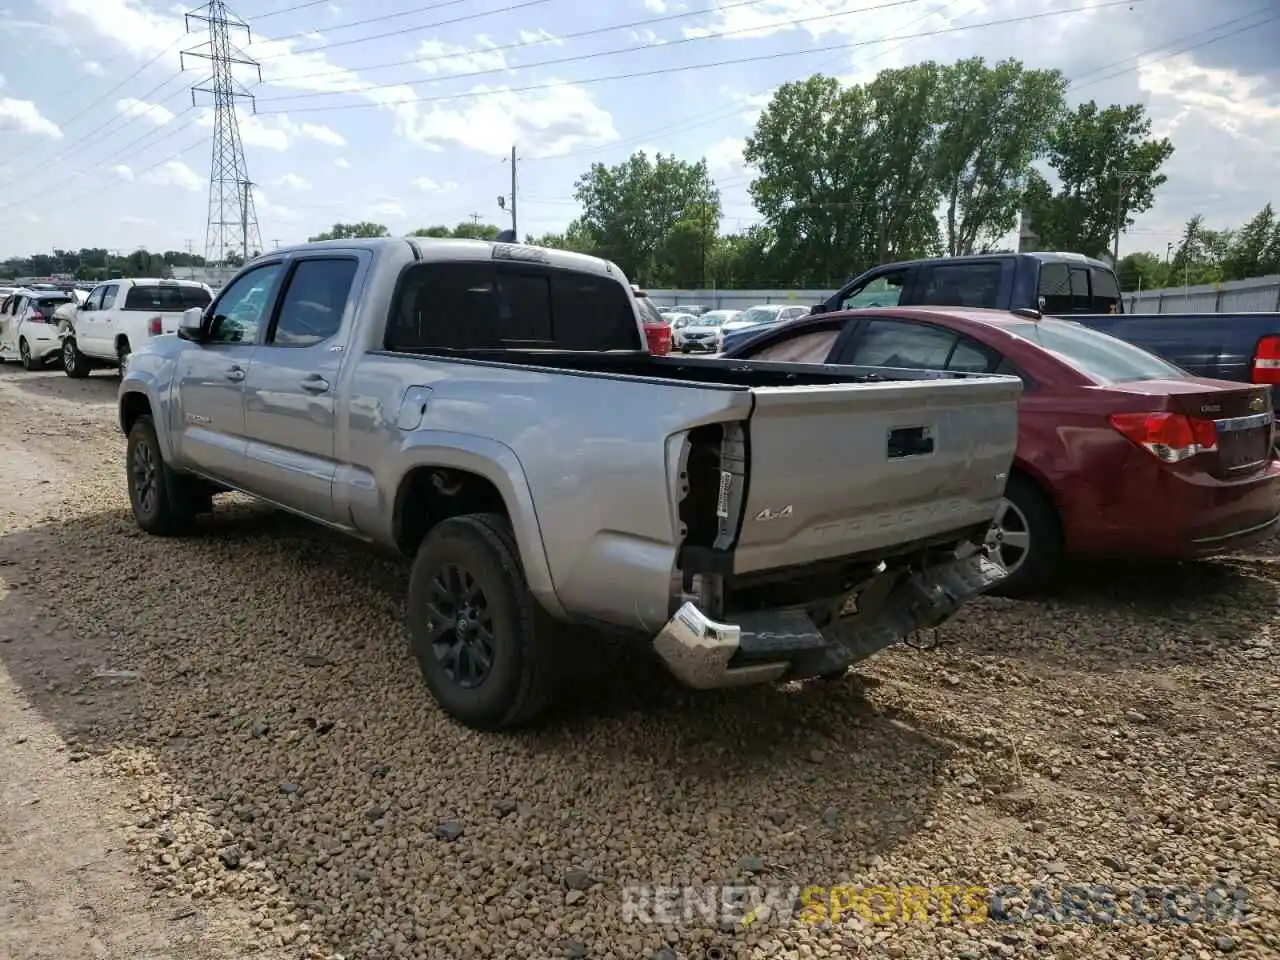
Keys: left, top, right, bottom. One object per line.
{"left": 755, "top": 505, "right": 793, "bottom": 522}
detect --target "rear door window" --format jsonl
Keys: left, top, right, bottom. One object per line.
{"left": 916, "top": 262, "right": 1002, "bottom": 308}
{"left": 1068, "top": 268, "right": 1091, "bottom": 313}
{"left": 839, "top": 319, "right": 957, "bottom": 368}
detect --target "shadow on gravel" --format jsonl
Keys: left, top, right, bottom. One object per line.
{"left": 0, "top": 367, "right": 120, "bottom": 405}
{"left": 0, "top": 503, "right": 957, "bottom": 957}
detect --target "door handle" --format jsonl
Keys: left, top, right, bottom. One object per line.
{"left": 300, "top": 374, "right": 330, "bottom": 393}
{"left": 224, "top": 366, "right": 245, "bottom": 382}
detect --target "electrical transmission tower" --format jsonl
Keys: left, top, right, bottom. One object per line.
{"left": 181, "top": 1, "right": 262, "bottom": 268}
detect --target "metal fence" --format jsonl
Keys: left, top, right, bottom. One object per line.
{"left": 1126, "top": 275, "right": 1280, "bottom": 314}
{"left": 649, "top": 275, "right": 1280, "bottom": 315}
{"left": 646, "top": 289, "right": 835, "bottom": 311}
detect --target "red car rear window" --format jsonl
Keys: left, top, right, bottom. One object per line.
{"left": 1005, "top": 319, "right": 1187, "bottom": 383}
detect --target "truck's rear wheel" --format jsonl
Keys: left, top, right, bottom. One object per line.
{"left": 407, "top": 513, "right": 554, "bottom": 730}
{"left": 126, "top": 415, "right": 201, "bottom": 536}
{"left": 18, "top": 338, "right": 35, "bottom": 371}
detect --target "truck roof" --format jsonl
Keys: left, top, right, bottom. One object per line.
{"left": 866, "top": 250, "right": 1114, "bottom": 272}
{"left": 272, "top": 237, "right": 626, "bottom": 282}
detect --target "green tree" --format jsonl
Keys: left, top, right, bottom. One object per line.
{"left": 308, "top": 222, "right": 391, "bottom": 241}
{"left": 1022, "top": 101, "right": 1174, "bottom": 257}
{"left": 933, "top": 58, "right": 1067, "bottom": 255}
{"left": 572, "top": 151, "right": 720, "bottom": 285}
{"left": 1221, "top": 203, "right": 1277, "bottom": 281}
{"left": 410, "top": 222, "right": 502, "bottom": 240}
{"left": 745, "top": 70, "right": 943, "bottom": 287}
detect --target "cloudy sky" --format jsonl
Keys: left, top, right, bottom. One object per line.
{"left": 0, "top": 0, "right": 1276, "bottom": 262}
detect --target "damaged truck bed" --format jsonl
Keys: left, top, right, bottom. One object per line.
{"left": 118, "top": 236, "right": 1021, "bottom": 729}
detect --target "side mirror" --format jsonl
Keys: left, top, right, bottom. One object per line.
{"left": 810, "top": 303, "right": 828, "bottom": 315}
{"left": 79, "top": 301, "right": 93, "bottom": 312}
{"left": 177, "top": 306, "right": 205, "bottom": 342}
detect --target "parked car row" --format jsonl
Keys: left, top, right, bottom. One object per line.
{"left": 0, "top": 277, "right": 213, "bottom": 374}
{"left": 11, "top": 238, "right": 1273, "bottom": 735}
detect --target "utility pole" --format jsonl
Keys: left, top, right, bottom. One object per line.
{"left": 469, "top": 212, "right": 482, "bottom": 226}
{"left": 182, "top": 0, "right": 263, "bottom": 268}
{"left": 271, "top": 238, "right": 281, "bottom": 248}
{"left": 510, "top": 144, "right": 519, "bottom": 239}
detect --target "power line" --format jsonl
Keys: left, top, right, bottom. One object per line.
{"left": 2, "top": 69, "right": 191, "bottom": 191}
{"left": 251, "top": 0, "right": 330, "bottom": 19}
{"left": 256, "top": 0, "right": 1147, "bottom": 115}
{"left": 528, "top": 1, "right": 1271, "bottom": 168}
{"left": 258, "top": 0, "right": 934, "bottom": 102}
{"left": 259, "top": 0, "right": 556, "bottom": 55}
{"left": 263, "top": 0, "right": 777, "bottom": 84}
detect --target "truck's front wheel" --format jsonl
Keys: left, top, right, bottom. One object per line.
{"left": 407, "top": 513, "right": 554, "bottom": 730}
{"left": 126, "top": 415, "right": 201, "bottom": 536}
{"left": 63, "top": 337, "right": 91, "bottom": 378}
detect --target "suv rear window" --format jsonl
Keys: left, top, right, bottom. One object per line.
{"left": 124, "top": 284, "right": 212, "bottom": 311}
{"left": 1004, "top": 319, "right": 1186, "bottom": 382}
{"left": 385, "top": 261, "right": 643, "bottom": 353}
{"left": 34, "top": 296, "right": 70, "bottom": 311}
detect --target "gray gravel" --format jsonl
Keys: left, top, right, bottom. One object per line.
{"left": 0, "top": 366, "right": 1277, "bottom": 960}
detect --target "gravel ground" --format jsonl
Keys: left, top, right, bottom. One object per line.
{"left": 0, "top": 364, "right": 1277, "bottom": 960}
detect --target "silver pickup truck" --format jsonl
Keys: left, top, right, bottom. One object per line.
{"left": 117, "top": 238, "right": 1020, "bottom": 730}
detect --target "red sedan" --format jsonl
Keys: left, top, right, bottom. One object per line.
{"left": 724, "top": 307, "right": 1280, "bottom": 595}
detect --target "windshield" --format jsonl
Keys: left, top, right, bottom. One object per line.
{"left": 1004, "top": 319, "right": 1188, "bottom": 382}
{"left": 693, "top": 313, "right": 731, "bottom": 326}
{"left": 740, "top": 307, "right": 781, "bottom": 325}
{"left": 671, "top": 315, "right": 698, "bottom": 328}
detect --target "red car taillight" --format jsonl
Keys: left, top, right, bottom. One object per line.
{"left": 1250, "top": 335, "right": 1280, "bottom": 384}
{"left": 1109, "top": 411, "right": 1218, "bottom": 463}
{"left": 148, "top": 316, "right": 163, "bottom": 336}
{"left": 30, "top": 311, "right": 45, "bottom": 322}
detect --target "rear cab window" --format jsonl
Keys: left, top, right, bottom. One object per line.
{"left": 1090, "top": 268, "right": 1121, "bottom": 314}
{"left": 123, "top": 284, "right": 212, "bottom": 311}
{"left": 1004, "top": 319, "right": 1187, "bottom": 382}
{"left": 385, "top": 261, "right": 643, "bottom": 353}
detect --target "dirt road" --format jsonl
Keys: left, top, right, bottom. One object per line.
{"left": 0, "top": 363, "right": 1276, "bottom": 960}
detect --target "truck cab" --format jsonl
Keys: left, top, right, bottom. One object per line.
{"left": 813, "top": 252, "right": 1124, "bottom": 317}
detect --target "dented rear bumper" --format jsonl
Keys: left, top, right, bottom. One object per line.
{"left": 652, "top": 551, "right": 1005, "bottom": 690}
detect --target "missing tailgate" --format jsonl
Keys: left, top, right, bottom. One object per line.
{"left": 675, "top": 422, "right": 747, "bottom": 617}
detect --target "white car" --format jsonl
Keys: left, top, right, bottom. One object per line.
{"left": 60, "top": 278, "right": 213, "bottom": 377}
{"left": 0, "top": 287, "right": 77, "bottom": 369}
{"left": 674, "top": 308, "right": 741, "bottom": 353}
{"left": 720, "top": 303, "right": 810, "bottom": 335}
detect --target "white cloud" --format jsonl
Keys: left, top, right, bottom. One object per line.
{"left": 82, "top": 59, "right": 105, "bottom": 76}
{"left": 415, "top": 36, "right": 508, "bottom": 76}
{"left": 116, "top": 97, "right": 174, "bottom": 125}
{"left": 194, "top": 108, "right": 288, "bottom": 151}
{"left": 256, "top": 190, "right": 299, "bottom": 222}
{"left": 0, "top": 97, "right": 62, "bottom": 138}
{"left": 276, "top": 172, "right": 311, "bottom": 190}
{"left": 644, "top": 0, "right": 667, "bottom": 11}
{"left": 395, "top": 81, "right": 618, "bottom": 159}
{"left": 412, "top": 176, "right": 457, "bottom": 194}
{"left": 705, "top": 136, "right": 746, "bottom": 179}
{"left": 630, "top": 28, "right": 666, "bottom": 46}
{"left": 111, "top": 164, "right": 133, "bottom": 181}
{"left": 119, "top": 215, "right": 151, "bottom": 224}
{"left": 372, "top": 200, "right": 406, "bottom": 219}
{"left": 334, "top": 157, "right": 350, "bottom": 168}
{"left": 518, "top": 28, "right": 563, "bottom": 46}
{"left": 141, "top": 159, "right": 201, "bottom": 191}
{"left": 274, "top": 113, "right": 346, "bottom": 146}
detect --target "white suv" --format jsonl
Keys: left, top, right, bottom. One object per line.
{"left": 0, "top": 287, "right": 76, "bottom": 369}
{"left": 61, "top": 278, "right": 213, "bottom": 377}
